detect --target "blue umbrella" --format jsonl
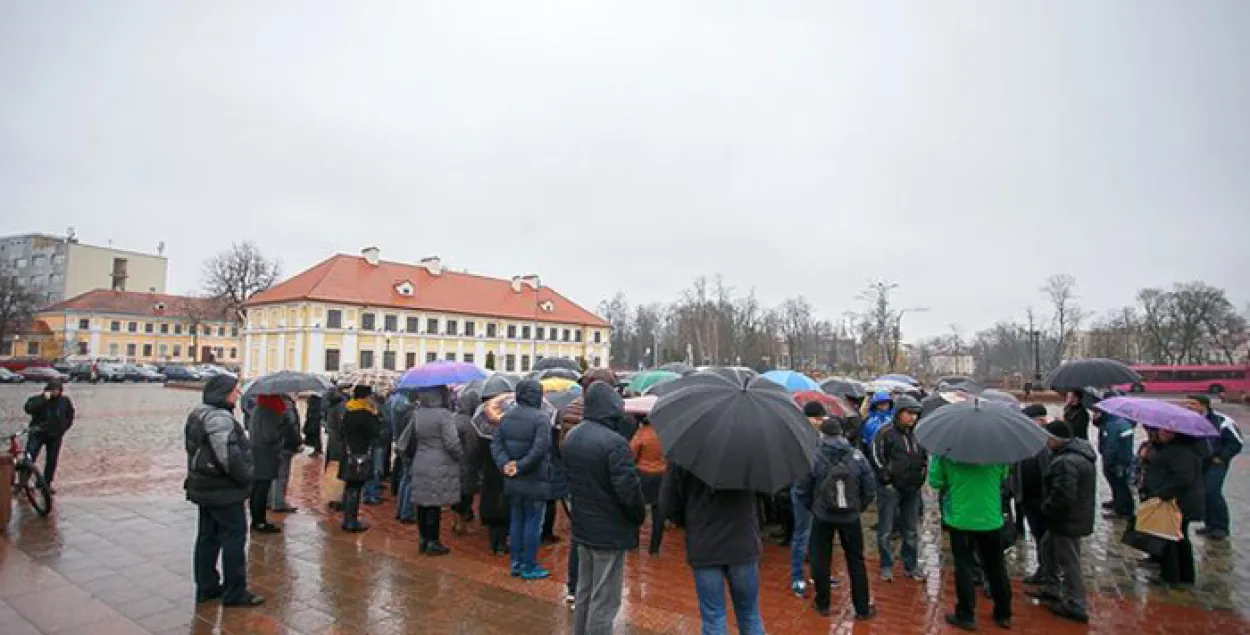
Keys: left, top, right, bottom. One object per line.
{"left": 398, "top": 361, "right": 487, "bottom": 390}
{"left": 877, "top": 373, "right": 920, "bottom": 386}
{"left": 760, "top": 370, "right": 821, "bottom": 393}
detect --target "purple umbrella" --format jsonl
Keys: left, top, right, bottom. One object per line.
{"left": 1094, "top": 397, "right": 1218, "bottom": 438}
{"left": 398, "top": 361, "right": 487, "bottom": 390}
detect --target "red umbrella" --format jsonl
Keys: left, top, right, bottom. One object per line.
{"left": 793, "top": 390, "right": 856, "bottom": 418}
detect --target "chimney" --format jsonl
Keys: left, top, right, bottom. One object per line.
{"left": 511, "top": 274, "right": 540, "bottom": 292}
{"left": 362, "top": 246, "right": 380, "bottom": 266}
{"left": 419, "top": 255, "right": 443, "bottom": 276}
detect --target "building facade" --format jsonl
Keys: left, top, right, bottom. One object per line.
{"left": 0, "top": 232, "right": 168, "bottom": 307}
{"left": 10, "top": 290, "right": 241, "bottom": 365}
{"left": 241, "top": 249, "right": 611, "bottom": 377}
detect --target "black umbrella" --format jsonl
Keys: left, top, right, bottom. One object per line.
{"left": 915, "top": 399, "right": 1052, "bottom": 465}
{"left": 650, "top": 375, "right": 819, "bottom": 492}
{"left": 658, "top": 362, "right": 696, "bottom": 375}
{"left": 979, "top": 388, "right": 1020, "bottom": 407}
{"left": 477, "top": 374, "right": 519, "bottom": 399}
{"left": 820, "top": 377, "right": 867, "bottom": 400}
{"left": 529, "top": 367, "right": 580, "bottom": 382}
{"left": 533, "top": 357, "right": 580, "bottom": 373}
{"left": 646, "top": 369, "right": 739, "bottom": 397}
{"left": 1044, "top": 358, "right": 1141, "bottom": 390}
{"left": 921, "top": 390, "right": 973, "bottom": 417}
{"left": 936, "top": 376, "right": 983, "bottom": 393}
{"left": 701, "top": 366, "right": 759, "bottom": 385}
{"left": 244, "top": 371, "right": 331, "bottom": 397}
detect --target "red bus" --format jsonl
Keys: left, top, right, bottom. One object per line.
{"left": 1120, "top": 364, "right": 1250, "bottom": 396}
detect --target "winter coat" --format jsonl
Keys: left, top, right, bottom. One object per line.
{"left": 1141, "top": 437, "right": 1206, "bottom": 521}
{"left": 280, "top": 396, "right": 302, "bottom": 453}
{"left": 1063, "top": 403, "right": 1090, "bottom": 441}
{"left": 929, "top": 456, "right": 1008, "bottom": 531}
{"left": 490, "top": 380, "right": 557, "bottom": 501}
{"left": 339, "top": 398, "right": 382, "bottom": 483}
{"left": 303, "top": 394, "right": 324, "bottom": 445}
{"left": 629, "top": 424, "right": 667, "bottom": 475}
{"left": 563, "top": 382, "right": 646, "bottom": 550}
{"left": 869, "top": 419, "right": 928, "bottom": 491}
{"left": 25, "top": 394, "right": 75, "bottom": 439}
{"left": 1040, "top": 438, "right": 1098, "bottom": 537}
{"left": 1097, "top": 414, "right": 1135, "bottom": 471}
{"left": 249, "top": 398, "right": 287, "bottom": 480}
{"left": 324, "top": 390, "right": 347, "bottom": 462}
{"left": 860, "top": 391, "right": 895, "bottom": 448}
{"left": 184, "top": 376, "right": 253, "bottom": 507}
{"left": 795, "top": 436, "right": 877, "bottom": 524}
{"left": 1203, "top": 411, "right": 1243, "bottom": 465}
{"left": 401, "top": 404, "right": 463, "bottom": 507}
{"left": 477, "top": 438, "right": 509, "bottom": 525}
{"left": 454, "top": 393, "right": 482, "bottom": 495}
{"left": 387, "top": 392, "right": 415, "bottom": 441}
{"left": 661, "top": 463, "right": 761, "bottom": 568}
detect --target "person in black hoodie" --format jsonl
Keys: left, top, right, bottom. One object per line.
{"left": 869, "top": 394, "right": 927, "bottom": 582}
{"left": 303, "top": 392, "right": 324, "bottom": 458}
{"left": 184, "top": 374, "right": 264, "bottom": 607}
{"left": 563, "top": 381, "right": 646, "bottom": 635}
{"left": 1139, "top": 428, "right": 1205, "bottom": 587}
{"left": 1029, "top": 421, "right": 1097, "bottom": 623}
{"left": 24, "top": 380, "right": 75, "bottom": 491}
{"left": 1016, "top": 405, "right": 1051, "bottom": 584}
{"left": 340, "top": 385, "right": 383, "bottom": 532}
{"left": 1062, "top": 390, "right": 1091, "bottom": 441}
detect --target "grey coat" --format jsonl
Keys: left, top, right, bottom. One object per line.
{"left": 249, "top": 406, "right": 285, "bottom": 480}
{"left": 403, "top": 406, "right": 463, "bottom": 507}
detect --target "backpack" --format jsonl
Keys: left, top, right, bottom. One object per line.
{"left": 817, "top": 450, "right": 860, "bottom": 514}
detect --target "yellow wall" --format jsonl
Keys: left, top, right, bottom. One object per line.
{"left": 25, "top": 308, "right": 242, "bottom": 364}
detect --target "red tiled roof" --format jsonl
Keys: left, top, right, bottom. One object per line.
{"left": 245, "top": 254, "right": 609, "bottom": 327}
{"left": 42, "top": 290, "right": 231, "bottom": 320}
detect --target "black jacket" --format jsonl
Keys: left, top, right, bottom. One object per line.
{"left": 794, "top": 436, "right": 877, "bottom": 524}
{"left": 1141, "top": 438, "right": 1206, "bottom": 521}
{"left": 341, "top": 399, "right": 382, "bottom": 456}
{"left": 869, "top": 420, "right": 928, "bottom": 491}
{"left": 661, "top": 464, "right": 761, "bottom": 568}
{"left": 491, "top": 380, "right": 557, "bottom": 501}
{"left": 1063, "top": 404, "right": 1090, "bottom": 441}
{"left": 563, "top": 382, "right": 646, "bottom": 550}
{"left": 1040, "top": 438, "right": 1097, "bottom": 537}
{"left": 25, "top": 394, "right": 75, "bottom": 439}
{"left": 280, "top": 396, "right": 302, "bottom": 453}
{"left": 303, "top": 394, "right": 323, "bottom": 444}
{"left": 1202, "top": 411, "right": 1243, "bottom": 465}
{"left": 184, "top": 376, "right": 253, "bottom": 507}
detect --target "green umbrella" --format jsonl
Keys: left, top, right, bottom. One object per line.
{"left": 629, "top": 370, "right": 680, "bottom": 394}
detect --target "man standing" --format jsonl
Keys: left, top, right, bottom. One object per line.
{"left": 563, "top": 382, "right": 646, "bottom": 634}
{"left": 869, "top": 394, "right": 927, "bottom": 582}
{"left": 492, "top": 380, "right": 556, "bottom": 580}
{"left": 1062, "top": 390, "right": 1091, "bottom": 441}
{"left": 1017, "top": 404, "right": 1051, "bottom": 584}
{"left": 24, "top": 380, "right": 75, "bottom": 493}
{"left": 1095, "top": 409, "right": 1136, "bottom": 519}
{"left": 1185, "top": 395, "right": 1242, "bottom": 541}
{"left": 1031, "top": 422, "right": 1097, "bottom": 623}
{"left": 184, "top": 374, "right": 264, "bottom": 607}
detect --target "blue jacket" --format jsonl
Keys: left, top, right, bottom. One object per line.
{"left": 491, "top": 380, "right": 556, "bottom": 501}
{"left": 861, "top": 391, "right": 895, "bottom": 448}
{"left": 1204, "top": 411, "right": 1243, "bottom": 465}
{"left": 1097, "top": 414, "right": 1135, "bottom": 470}
{"left": 795, "top": 435, "right": 877, "bottom": 524}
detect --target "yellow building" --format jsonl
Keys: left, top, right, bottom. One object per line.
{"left": 12, "top": 290, "right": 242, "bottom": 365}
{"left": 242, "top": 248, "right": 611, "bottom": 377}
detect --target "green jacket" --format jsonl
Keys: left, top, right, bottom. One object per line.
{"left": 928, "top": 456, "right": 1008, "bottom": 531}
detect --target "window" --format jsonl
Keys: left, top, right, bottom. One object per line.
{"left": 159, "top": 344, "right": 168, "bottom": 357}
{"left": 507, "top": 324, "right": 517, "bottom": 339}
{"left": 109, "top": 343, "right": 119, "bottom": 356}
{"left": 77, "top": 342, "right": 89, "bottom": 355}
{"left": 550, "top": 328, "right": 558, "bottom": 342}
{"left": 30, "top": 255, "right": 46, "bottom": 268}
{"left": 521, "top": 355, "right": 531, "bottom": 372}
{"left": 142, "top": 322, "right": 152, "bottom": 334}
{"left": 26, "top": 341, "right": 39, "bottom": 356}
{"left": 110, "top": 257, "right": 128, "bottom": 291}
{"left": 160, "top": 323, "right": 169, "bottom": 334}
{"left": 214, "top": 347, "right": 224, "bottom": 360}
{"left": 78, "top": 319, "right": 90, "bottom": 330}
{"left": 359, "top": 350, "right": 375, "bottom": 369}
{"left": 383, "top": 351, "right": 396, "bottom": 370}
{"left": 229, "top": 347, "right": 237, "bottom": 359}
{"left": 52, "top": 254, "right": 65, "bottom": 265}
{"left": 174, "top": 324, "right": 183, "bottom": 335}
{"left": 593, "top": 356, "right": 602, "bottom": 367}
{"left": 406, "top": 317, "right": 419, "bottom": 333}
{"left": 405, "top": 352, "right": 416, "bottom": 369}
{"left": 486, "top": 323, "right": 497, "bottom": 338}
{"left": 231, "top": 326, "right": 239, "bottom": 337}
{"left": 505, "top": 354, "right": 516, "bottom": 372}
{"left": 426, "top": 352, "right": 438, "bottom": 363}
{"left": 427, "top": 318, "right": 439, "bottom": 334}
{"left": 464, "top": 321, "right": 475, "bottom": 337}
{"left": 536, "top": 327, "right": 545, "bottom": 341}
{"left": 383, "top": 314, "right": 398, "bottom": 332}
{"left": 142, "top": 344, "right": 153, "bottom": 357}
{"left": 446, "top": 320, "right": 458, "bottom": 336}
{"left": 325, "top": 349, "right": 341, "bottom": 371}
{"left": 463, "top": 353, "right": 475, "bottom": 365}
{"left": 173, "top": 345, "right": 182, "bottom": 357}
{"left": 15, "top": 258, "right": 27, "bottom": 268}
{"left": 575, "top": 329, "right": 582, "bottom": 343}
{"left": 445, "top": 352, "right": 456, "bottom": 361}
{"left": 594, "top": 331, "right": 602, "bottom": 344}
{"left": 29, "top": 275, "right": 46, "bottom": 288}
{"left": 189, "top": 325, "right": 197, "bottom": 336}
{"left": 522, "top": 326, "right": 531, "bottom": 339}
{"left": 562, "top": 329, "right": 571, "bottom": 342}
{"left": 126, "top": 343, "right": 137, "bottom": 357}
{"left": 217, "top": 327, "right": 225, "bottom": 337}
{"left": 361, "top": 313, "right": 376, "bottom": 331}
{"left": 327, "top": 309, "right": 343, "bottom": 328}
{"left": 110, "top": 321, "right": 121, "bottom": 332}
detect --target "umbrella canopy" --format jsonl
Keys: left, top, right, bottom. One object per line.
{"left": 530, "top": 367, "right": 580, "bottom": 382}
{"left": 979, "top": 388, "right": 1021, "bottom": 407}
{"left": 651, "top": 374, "right": 820, "bottom": 492}
{"left": 340, "top": 368, "right": 400, "bottom": 394}
{"left": 877, "top": 373, "right": 920, "bottom": 386}
{"left": 865, "top": 379, "right": 921, "bottom": 395}
{"left": 700, "top": 366, "right": 758, "bottom": 384}
{"left": 470, "top": 393, "right": 558, "bottom": 439}
{"left": 465, "top": 373, "right": 521, "bottom": 400}
{"left": 1094, "top": 397, "right": 1219, "bottom": 438}
{"left": 539, "top": 377, "right": 580, "bottom": 394}
{"left": 546, "top": 389, "right": 580, "bottom": 412}
{"left": 936, "top": 376, "right": 983, "bottom": 393}
{"left": 624, "top": 395, "right": 657, "bottom": 415}
{"left": 647, "top": 370, "right": 740, "bottom": 397}
{"left": 658, "top": 362, "right": 696, "bottom": 375}
{"left": 920, "top": 390, "right": 974, "bottom": 416}
{"left": 820, "top": 377, "right": 867, "bottom": 400}
{"left": 532, "top": 357, "right": 581, "bottom": 373}
{"left": 915, "top": 399, "right": 1052, "bottom": 465}
{"left": 760, "top": 370, "right": 821, "bottom": 393}
{"left": 244, "top": 370, "right": 331, "bottom": 396}
{"left": 398, "top": 361, "right": 487, "bottom": 390}
{"left": 629, "top": 370, "right": 681, "bottom": 394}
{"left": 792, "top": 390, "right": 857, "bottom": 418}
{"left": 1044, "top": 358, "right": 1142, "bottom": 390}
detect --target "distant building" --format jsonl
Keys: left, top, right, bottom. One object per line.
{"left": 0, "top": 232, "right": 168, "bottom": 307}
{"left": 241, "top": 248, "right": 611, "bottom": 377}
{"left": 931, "top": 354, "right": 976, "bottom": 376}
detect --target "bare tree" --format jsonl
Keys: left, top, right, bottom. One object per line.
{"left": 859, "top": 281, "right": 899, "bottom": 372}
{"left": 776, "top": 296, "right": 816, "bottom": 370}
{"left": 0, "top": 271, "right": 38, "bottom": 354}
{"left": 1041, "top": 274, "right": 1084, "bottom": 365}
{"left": 202, "top": 241, "right": 281, "bottom": 322}
{"left": 176, "top": 295, "right": 228, "bottom": 362}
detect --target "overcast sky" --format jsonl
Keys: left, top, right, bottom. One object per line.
{"left": 2, "top": 1, "right": 1247, "bottom": 339}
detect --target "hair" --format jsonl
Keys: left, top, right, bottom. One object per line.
{"left": 352, "top": 385, "right": 373, "bottom": 400}
{"left": 803, "top": 401, "right": 828, "bottom": 418}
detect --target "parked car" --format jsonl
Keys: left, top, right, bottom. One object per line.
{"left": 162, "top": 365, "right": 202, "bottom": 381}
{"left": 69, "top": 363, "right": 100, "bottom": 383}
{"left": 19, "top": 366, "right": 70, "bottom": 383}
{"left": 0, "top": 358, "right": 50, "bottom": 372}
{"left": 0, "top": 367, "right": 26, "bottom": 383}
{"left": 95, "top": 363, "right": 129, "bottom": 383}
{"left": 196, "top": 364, "right": 231, "bottom": 378}
{"left": 135, "top": 367, "right": 165, "bottom": 383}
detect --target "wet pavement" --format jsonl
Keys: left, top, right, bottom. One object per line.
{"left": 1, "top": 384, "right": 1248, "bottom": 634}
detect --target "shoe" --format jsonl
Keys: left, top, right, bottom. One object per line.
{"left": 945, "top": 614, "right": 976, "bottom": 632}
{"left": 341, "top": 522, "right": 370, "bottom": 533}
{"left": 995, "top": 616, "right": 1013, "bottom": 629}
{"left": 881, "top": 569, "right": 894, "bottom": 583}
{"left": 1101, "top": 501, "right": 1115, "bottom": 510}
{"left": 855, "top": 606, "right": 878, "bottom": 621}
{"left": 222, "top": 593, "right": 265, "bottom": 608}
{"left": 251, "top": 523, "right": 282, "bottom": 535}
{"left": 195, "top": 588, "right": 223, "bottom": 604}
{"left": 521, "top": 566, "right": 550, "bottom": 580}
{"left": 425, "top": 542, "right": 451, "bottom": 557}
{"left": 1205, "top": 530, "right": 1229, "bottom": 541}
{"left": 565, "top": 593, "right": 576, "bottom": 605}
{"left": 1022, "top": 572, "right": 1044, "bottom": 585}
{"left": 1025, "top": 587, "right": 1060, "bottom": 602}
{"left": 511, "top": 562, "right": 523, "bottom": 577}
{"left": 1046, "top": 602, "right": 1088, "bottom": 624}
{"left": 419, "top": 541, "right": 428, "bottom": 554}
{"left": 272, "top": 506, "right": 298, "bottom": 514}
{"left": 791, "top": 580, "right": 807, "bottom": 598}
{"left": 1195, "top": 526, "right": 1211, "bottom": 536}
{"left": 904, "top": 569, "right": 926, "bottom": 581}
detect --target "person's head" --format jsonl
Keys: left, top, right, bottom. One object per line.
{"left": 44, "top": 380, "right": 63, "bottom": 398}
{"left": 584, "top": 381, "right": 625, "bottom": 429}
{"left": 515, "top": 379, "right": 544, "bottom": 408}
{"left": 1045, "top": 419, "right": 1075, "bottom": 444}
{"left": 803, "top": 401, "right": 828, "bottom": 423}
{"left": 352, "top": 384, "right": 373, "bottom": 401}
{"left": 893, "top": 395, "right": 922, "bottom": 427}
{"left": 1022, "top": 404, "right": 1049, "bottom": 426}
{"left": 870, "top": 390, "right": 893, "bottom": 412}
{"left": 203, "top": 374, "right": 240, "bottom": 409}
{"left": 819, "top": 416, "right": 844, "bottom": 439}
{"left": 1183, "top": 395, "right": 1211, "bottom": 416}
{"left": 1065, "top": 389, "right": 1084, "bottom": 407}
{"left": 1156, "top": 428, "right": 1176, "bottom": 443}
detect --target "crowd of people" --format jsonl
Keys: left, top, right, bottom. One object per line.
{"left": 170, "top": 369, "right": 1243, "bottom": 633}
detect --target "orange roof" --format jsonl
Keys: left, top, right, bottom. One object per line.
{"left": 42, "top": 290, "right": 231, "bottom": 320}
{"left": 245, "top": 254, "right": 609, "bottom": 327}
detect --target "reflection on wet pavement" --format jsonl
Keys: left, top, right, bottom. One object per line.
{"left": 0, "top": 385, "right": 1247, "bottom": 633}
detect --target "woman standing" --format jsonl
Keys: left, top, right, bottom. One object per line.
{"left": 249, "top": 395, "right": 285, "bottom": 534}
{"left": 304, "top": 392, "right": 324, "bottom": 458}
{"left": 403, "top": 387, "right": 463, "bottom": 555}
{"left": 453, "top": 391, "right": 483, "bottom": 534}
{"left": 630, "top": 414, "right": 667, "bottom": 555}
{"left": 268, "top": 394, "right": 302, "bottom": 513}
{"left": 1139, "top": 428, "right": 1205, "bottom": 586}
{"left": 340, "top": 386, "right": 382, "bottom": 533}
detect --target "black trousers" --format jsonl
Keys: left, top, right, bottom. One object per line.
{"left": 342, "top": 483, "right": 364, "bottom": 528}
{"left": 543, "top": 499, "right": 558, "bottom": 539}
{"left": 26, "top": 432, "right": 63, "bottom": 485}
{"left": 417, "top": 506, "right": 442, "bottom": 544}
{"left": 487, "top": 523, "right": 508, "bottom": 554}
{"left": 1161, "top": 520, "right": 1195, "bottom": 584}
{"left": 249, "top": 480, "right": 271, "bottom": 527}
{"left": 810, "top": 519, "right": 870, "bottom": 616}
{"left": 194, "top": 503, "right": 249, "bottom": 603}
{"left": 949, "top": 528, "right": 1012, "bottom": 623}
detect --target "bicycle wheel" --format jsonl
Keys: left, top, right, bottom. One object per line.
{"left": 21, "top": 467, "right": 53, "bottom": 517}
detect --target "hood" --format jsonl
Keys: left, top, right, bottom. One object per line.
{"left": 346, "top": 398, "right": 377, "bottom": 414}
{"left": 893, "top": 394, "right": 922, "bottom": 416}
{"left": 820, "top": 435, "right": 854, "bottom": 457}
{"left": 457, "top": 391, "right": 482, "bottom": 416}
{"left": 870, "top": 390, "right": 893, "bottom": 406}
{"left": 583, "top": 381, "right": 625, "bottom": 424}
{"left": 415, "top": 387, "right": 450, "bottom": 409}
{"left": 202, "top": 374, "right": 239, "bottom": 409}
{"left": 1054, "top": 437, "right": 1097, "bottom": 463}
{"left": 516, "top": 379, "right": 544, "bottom": 408}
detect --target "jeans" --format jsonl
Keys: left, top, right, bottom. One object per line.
{"left": 877, "top": 485, "right": 921, "bottom": 572}
{"left": 268, "top": 451, "right": 294, "bottom": 509}
{"left": 509, "top": 497, "right": 546, "bottom": 570}
{"left": 25, "top": 433, "right": 63, "bottom": 485}
{"left": 1161, "top": 520, "right": 1195, "bottom": 584}
{"left": 692, "top": 562, "right": 766, "bottom": 635}
{"left": 573, "top": 546, "right": 627, "bottom": 635}
{"left": 789, "top": 488, "right": 813, "bottom": 584}
{"left": 1203, "top": 463, "right": 1230, "bottom": 534}
{"left": 363, "top": 444, "right": 387, "bottom": 502}
{"left": 249, "top": 480, "right": 271, "bottom": 527}
{"left": 949, "top": 528, "right": 1011, "bottom": 623}
{"left": 1039, "top": 532, "right": 1086, "bottom": 612}
{"left": 810, "top": 519, "right": 871, "bottom": 616}
{"left": 194, "top": 503, "right": 249, "bottom": 603}
{"left": 1103, "top": 464, "right": 1135, "bottom": 517}
{"left": 395, "top": 458, "right": 415, "bottom": 521}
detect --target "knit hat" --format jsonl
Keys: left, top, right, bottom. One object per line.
{"left": 44, "top": 380, "right": 64, "bottom": 392}
{"left": 1046, "top": 419, "right": 1075, "bottom": 439}
{"left": 819, "top": 417, "right": 844, "bottom": 437}
{"left": 352, "top": 384, "right": 373, "bottom": 400}
{"left": 803, "top": 401, "right": 828, "bottom": 418}
{"left": 1021, "top": 404, "right": 1048, "bottom": 419}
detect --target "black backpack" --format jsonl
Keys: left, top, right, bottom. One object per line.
{"left": 817, "top": 450, "right": 860, "bottom": 513}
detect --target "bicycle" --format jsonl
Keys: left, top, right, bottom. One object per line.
{"left": 8, "top": 428, "right": 53, "bottom": 517}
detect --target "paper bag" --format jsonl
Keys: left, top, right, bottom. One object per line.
{"left": 322, "top": 462, "right": 345, "bottom": 505}
{"left": 1135, "top": 497, "right": 1182, "bottom": 541}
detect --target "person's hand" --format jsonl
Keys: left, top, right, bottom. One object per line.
{"left": 503, "top": 461, "right": 518, "bottom": 477}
